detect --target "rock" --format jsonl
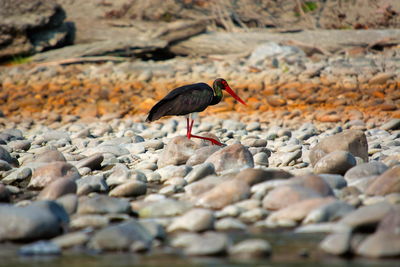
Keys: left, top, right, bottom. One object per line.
{"left": 0, "top": 201, "right": 68, "bottom": 241}
{"left": 38, "top": 178, "right": 77, "bottom": 200}
{"left": 77, "top": 195, "right": 131, "bottom": 214}
{"left": 320, "top": 231, "right": 352, "bottom": 256}
{"left": 339, "top": 202, "right": 393, "bottom": 231}
{"left": 215, "top": 217, "right": 247, "bottom": 231}
{"left": 380, "top": 118, "right": 400, "bottom": 131}
{"left": 2, "top": 167, "right": 32, "bottom": 186}
{"left": 88, "top": 219, "right": 152, "bottom": 251}
{"left": 0, "top": 160, "right": 12, "bottom": 171}
{"left": 304, "top": 200, "right": 355, "bottom": 224}
{"left": 171, "top": 231, "right": 228, "bottom": 256}
{"left": 109, "top": 181, "right": 147, "bottom": 197}
{"left": 156, "top": 165, "right": 192, "bottom": 182}
{"left": 139, "top": 219, "right": 166, "bottom": 240}
{"left": 319, "top": 174, "right": 347, "bottom": 189}
{"left": 75, "top": 153, "right": 103, "bottom": 170}
{"left": 56, "top": 194, "right": 78, "bottom": 215}
{"left": 366, "top": 166, "right": 400, "bottom": 196}
{"left": 157, "top": 136, "right": 198, "bottom": 168}
{"left": 167, "top": 208, "right": 214, "bottom": 232}
{"left": 19, "top": 241, "right": 61, "bottom": 256}
{"left": 344, "top": 162, "right": 389, "bottom": 184}
{"left": 262, "top": 185, "right": 323, "bottom": 210}
{"left": 0, "top": 184, "right": 10, "bottom": 202}
{"left": 76, "top": 175, "right": 108, "bottom": 195}
{"left": 186, "top": 146, "right": 221, "bottom": 166}
{"left": 253, "top": 152, "right": 269, "bottom": 166}
{"left": 52, "top": 232, "right": 89, "bottom": 248}
{"left": 196, "top": 179, "right": 250, "bottom": 209}
{"left": 288, "top": 175, "right": 334, "bottom": 196}
{"left": 205, "top": 144, "right": 254, "bottom": 172}
{"left": 8, "top": 140, "right": 31, "bottom": 151}
{"left": 356, "top": 231, "right": 400, "bottom": 258}
{"left": 309, "top": 130, "right": 368, "bottom": 166}
{"left": 0, "top": 146, "right": 18, "bottom": 167}
{"left": 28, "top": 162, "right": 81, "bottom": 189}
{"left": 266, "top": 197, "right": 335, "bottom": 227}
{"left": 33, "top": 149, "right": 66, "bottom": 163}
{"left": 377, "top": 205, "right": 400, "bottom": 233}
{"left": 235, "top": 168, "right": 292, "bottom": 186}
{"left": 70, "top": 214, "right": 109, "bottom": 229}
{"left": 369, "top": 73, "right": 394, "bottom": 85}
{"left": 229, "top": 239, "right": 271, "bottom": 258}
{"left": 313, "top": 151, "right": 357, "bottom": 175}
{"left": 239, "top": 208, "right": 268, "bottom": 223}
{"left": 107, "top": 164, "right": 146, "bottom": 186}
{"left": 185, "top": 162, "right": 215, "bottom": 183}
{"left": 0, "top": 0, "right": 71, "bottom": 60}
{"left": 138, "top": 199, "right": 191, "bottom": 218}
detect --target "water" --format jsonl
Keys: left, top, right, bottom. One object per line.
{"left": 0, "top": 232, "right": 398, "bottom": 267}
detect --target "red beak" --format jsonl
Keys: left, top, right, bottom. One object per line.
{"left": 225, "top": 85, "right": 247, "bottom": 106}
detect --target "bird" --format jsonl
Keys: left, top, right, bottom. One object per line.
{"left": 146, "top": 78, "right": 247, "bottom": 146}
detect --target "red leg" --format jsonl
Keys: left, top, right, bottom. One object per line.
{"left": 186, "top": 117, "right": 190, "bottom": 139}
{"left": 187, "top": 118, "right": 223, "bottom": 146}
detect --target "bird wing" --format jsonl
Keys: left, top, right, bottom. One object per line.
{"left": 146, "top": 83, "right": 213, "bottom": 122}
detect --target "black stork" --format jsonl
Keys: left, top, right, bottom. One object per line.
{"left": 146, "top": 78, "right": 247, "bottom": 146}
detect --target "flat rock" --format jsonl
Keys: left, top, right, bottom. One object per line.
{"left": 304, "top": 200, "right": 355, "bottom": 224}
{"left": 107, "top": 164, "right": 147, "bottom": 186}
{"left": 196, "top": 179, "right": 250, "bottom": 209}
{"left": 171, "top": 231, "right": 228, "bottom": 256}
{"left": 344, "top": 161, "right": 388, "bottom": 183}
{"left": 262, "top": 185, "right": 323, "bottom": 210}
{"left": 215, "top": 217, "right": 247, "bottom": 231}
{"left": 28, "top": 162, "right": 81, "bottom": 189}
{"left": 38, "top": 178, "right": 77, "bottom": 200}
{"left": 157, "top": 136, "right": 198, "bottom": 168}
{"left": 288, "top": 175, "right": 334, "bottom": 196}
{"left": 76, "top": 175, "right": 108, "bottom": 195}
{"left": 309, "top": 130, "right": 368, "bottom": 166}
{"left": 167, "top": 208, "right": 214, "bottom": 232}
{"left": 185, "top": 162, "right": 215, "bottom": 183}
{"left": 229, "top": 239, "right": 271, "bottom": 258}
{"left": 33, "top": 149, "right": 66, "bottom": 163}
{"left": 366, "top": 166, "right": 400, "bottom": 196}
{"left": 266, "top": 197, "right": 335, "bottom": 227}
{"left": 314, "top": 150, "right": 357, "bottom": 175}
{"left": 186, "top": 146, "right": 221, "bottom": 166}
{"left": 356, "top": 231, "right": 400, "bottom": 258}
{"left": 52, "top": 232, "right": 90, "bottom": 248}
{"left": 235, "top": 168, "right": 292, "bottom": 186}
{"left": 138, "top": 199, "right": 191, "bottom": 218}
{"left": 77, "top": 195, "right": 131, "bottom": 214}
{"left": 156, "top": 165, "right": 192, "bottom": 182}
{"left": 109, "top": 180, "right": 147, "bottom": 197}
{"left": 320, "top": 231, "right": 352, "bottom": 256}
{"left": 339, "top": 202, "right": 393, "bottom": 230}
{"left": 88, "top": 219, "right": 152, "bottom": 251}
{"left": 0, "top": 201, "right": 68, "bottom": 241}
{"left": 70, "top": 214, "right": 109, "bottom": 229}
{"left": 205, "top": 144, "right": 254, "bottom": 172}
{"left": 75, "top": 153, "right": 103, "bottom": 170}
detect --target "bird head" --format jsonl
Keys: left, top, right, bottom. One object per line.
{"left": 213, "top": 78, "right": 247, "bottom": 106}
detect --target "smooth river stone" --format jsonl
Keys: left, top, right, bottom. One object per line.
{"left": 366, "top": 166, "right": 400, "bottom": 196}
{"left": 171, "top": 231, "right": 228, "bottom": 256}
{"left": 205, "top": 144, "right": 254, "bottom": 172}
{"left": 167, "top": 208, "right": 214, "bottom": 232}
{"left": 38, "top": 178, "right": 77, "bottom": 200}
{"left": 313, "top": 150, "right": 356, "bottom": 175}
{"left": 157, "top": 136, "right": 198, "bottom": 168}
{"left": 28, "top": 162, "right": 81, "bottom": 189}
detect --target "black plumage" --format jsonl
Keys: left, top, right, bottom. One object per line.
{"left": 146, "top": 82, "right": 216, "bottom": 122}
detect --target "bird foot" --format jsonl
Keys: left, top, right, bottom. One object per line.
{"left": 188, "top": 134, "right": 224, "bottom": 146}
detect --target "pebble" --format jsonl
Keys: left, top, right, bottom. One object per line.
{"left": 167, "top": 208, "right": 214, "bottom": 232}
{"left": 38, "top": 178, "right": 77, "bottom": 200}
{"left": 184, "top": 162, "right": 215, "bottom": 183}
{"left": 313, "top": 150, "right": 357, "bottom": 175}
{"left": 215, "top": 217, "right": 247, "bottom": 230}
{"left": 205, "top": 144, "right": 254, "bottom": 172}
{"left": 77, "top": 195, "right": 131, "bottom": 214}
{"left": 171, "top": 231, "right": 228, "bottom": 256}
{"left": 28, "top": 162, "right": 81, "bottom": 189}
{"left": 109, "top": 180, "right": 147, "bottom": 197}
{"left": 229, "top": 239, "right": 271, "bottom": 258}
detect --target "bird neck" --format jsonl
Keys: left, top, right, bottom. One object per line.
{"left": 210, "top": 86, "right": 223, "bottom": 105}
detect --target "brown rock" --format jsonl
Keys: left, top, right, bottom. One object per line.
{"left": 235, "top": 168, "right": 292, "bottom": 186}
{"left": 309, "top": 130, "right": 368, "bottom": 166}
{"left": 109, "top": 181, "right": 147, "bottom": 197}
{"left": 366, "top": 166, "right": 400, "bottom": 196}
{"left": 205, "top": 144, "right": 254, "bottom": 172}
{"left": 320, "top": 232, "right": 352, "bottom": 256}
{"left": 34, "top": 149, "right": 66, "bottom": 163}
{"left": 262, "top": 185, "right": 323, "bottom": 211}
{"left": 186, "top": 146, "right": 221, "bottom": 166}
{"left": 288, "top": 175, "right": 334, "bottom": 196}
{"left": 157, "top": 136, "right": 198, "bottom": 168}
{"left": 38, "top": 178, "right": 77, "bottom": 200}
{"left": 28, "top": 162, "right": 81, "bottom": 189}
{"left": 356, "top": 231, "right": 400, "bottom": 258}
{"left": 368, "top": 73, "right": 394, "bottom": 85}
{"left": 267, "top": 197, "right": 335, "bottom": 225}
{"left": 196, "top": 179, "right": 250, "bottom": 209}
